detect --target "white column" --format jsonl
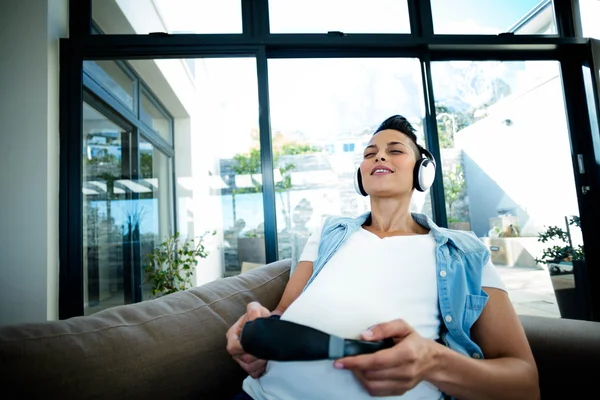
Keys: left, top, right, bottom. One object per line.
{"left": 0, "top": 0, "right": 67, "bottom": 325}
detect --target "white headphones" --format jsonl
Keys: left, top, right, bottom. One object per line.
{"left": 354, "top": 146, "right": 436, "bottom": 196}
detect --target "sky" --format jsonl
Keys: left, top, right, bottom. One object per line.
{"left": 108, "top": 0, "right": 568, "bottom": 158}
{"left": 152, "top": 0, "right": 547, "bottom": 35}
{"left": 430, "top": 0, "right": 546, "bottom": 33}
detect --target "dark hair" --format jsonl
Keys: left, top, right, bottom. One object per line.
{"left": 374, "top": 115, "right": 421, "bottom": 157}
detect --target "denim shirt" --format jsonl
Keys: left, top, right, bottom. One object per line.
{"left": 303, "top": 211, "right": 491, "bottom": 361}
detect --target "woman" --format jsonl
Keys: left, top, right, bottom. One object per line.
{"left": 226, "top": 115, "right": 540, "bottom": 399}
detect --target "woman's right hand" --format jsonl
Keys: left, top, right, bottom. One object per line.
{"left": 226, "top": 301, "right": 272, "bottom": 378}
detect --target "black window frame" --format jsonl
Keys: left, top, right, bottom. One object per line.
{"left": 60, "top": 0, "right": 600, "bottom": 322}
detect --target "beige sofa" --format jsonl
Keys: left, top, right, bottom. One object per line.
{"left": 1, "top": 259, "right": 599, "bottom": 399}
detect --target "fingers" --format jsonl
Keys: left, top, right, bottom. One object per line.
{"left": 237, "top": 357, "right": 267, "bottom": 378}
{"left": 362, "top": 319, "right": 413, "bottom": 342}
{"left": 227, "top": 302, "right": 271, "bottom": 376}
{"left": 226, "top": 332, "right": 244, "bottom": 356}
{"left": 335, "top": 349, "right": 398, "bottom": 371}
{"left": 227, "top": 302, "right": 267, "bottom": 355}
{"left": 226, "top": 314, "right": 248, "bottom": 356}
{"left": 352, "top": 371, "right": 401, "bottom": 397}
{"left": 246, "top": 301, "right": 270, "bottom": 321}
{"left": 238, "top": 352, "right": 260, "bottom": 364}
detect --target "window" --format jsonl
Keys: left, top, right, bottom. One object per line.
{"left": 60, "top": 0, "right": 600, "bottom": 322}
{"left": 343, "top": 143, "right": 356, "bottom": 152}
{"left": 431, "top": 0, "right": 557, "bottom": 35}
{"left": 268, "top": 58, "right": 430, "bottom": 261}
{"left": 82, "top": 102, "right": 131, "bottom": 315}
{"left": 579, "top": 0, "right": 600, "bottom": 39}
{"left": 138, "top": 137, "right": 173, "bottom": 299}
{"left": 92, "top": 0, "right": 242, "bottom": 34}
{"left": 190, "top": 58, "right": 264, "bottom": 279}
{"left": 431, "top": 60, "right": 579, "bottom": 318}
{"left": 84, "top": 60, "right": 136, "bottom": 111}
{"left": 82, "top": 57, "right": 176, "bottom": 313}
{"left": 268, "top": 0, "right": 411, "bottom": 33}
{"left": 140, "top": 89, "right": 172, "bottom": 144}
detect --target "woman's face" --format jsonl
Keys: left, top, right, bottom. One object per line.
{"left": 359, "top": 129, "right": 418, "bottom": 198}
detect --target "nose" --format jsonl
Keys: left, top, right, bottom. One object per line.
{"left": 375, "top": 153, "right": 386, "bottom": 162}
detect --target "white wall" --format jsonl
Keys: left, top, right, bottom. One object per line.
{"left": 456, "top": 75, "right": 580, "bottom": 238}
{"left": 0, "top": 0, "right": 67, "bottom": 326}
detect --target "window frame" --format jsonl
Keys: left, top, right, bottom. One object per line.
{"left": 60, "top": 0, "right": 600, "bottom": 322}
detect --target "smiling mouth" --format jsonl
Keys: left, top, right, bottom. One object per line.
{"left": 371, "top": 168, "right": 393, "bottom": 175}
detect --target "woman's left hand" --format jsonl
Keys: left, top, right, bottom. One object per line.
{"left": 333, "top": 319, "right": 439, "bottom": 397}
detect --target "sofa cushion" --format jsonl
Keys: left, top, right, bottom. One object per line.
{"left": 519, "top": 315, "right": 600, "bottom": 399}
{"left": 0, "top": 259, "right": 291, "bottom": 400}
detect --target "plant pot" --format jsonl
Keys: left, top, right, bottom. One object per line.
{"left": 548, "top": 260, "right": 590, "bottom": 320}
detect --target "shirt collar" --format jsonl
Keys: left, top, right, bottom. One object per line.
{"left": 347, "top": 211, "right": 450, "bottom": 245}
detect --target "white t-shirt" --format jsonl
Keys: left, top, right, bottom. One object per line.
{"left": 243, "top": 226, "right": 505, "bottom": 400}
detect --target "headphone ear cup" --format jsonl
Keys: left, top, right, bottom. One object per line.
{"left": 413, "top": 159, "right": 425, "bottom": 192}
{"left": 354, "top": 169, "right": 368, "bottom": 196}
{"left": 414, "top": 159, "right": 436, "bottom": 192}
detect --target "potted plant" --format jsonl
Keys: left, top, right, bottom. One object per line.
{"left": 535, "top": 216, "right": 588, "bottom": 320}
{"left": 144, "top": 230, "right": 215, "bottom": 298}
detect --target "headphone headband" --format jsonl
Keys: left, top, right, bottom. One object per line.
{"left": 417, "top": 146, "right": 436, "bottom": 166}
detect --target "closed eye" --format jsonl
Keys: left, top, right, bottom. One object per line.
{"left": 364, "top": 153, "right": 375, "bottom": 158}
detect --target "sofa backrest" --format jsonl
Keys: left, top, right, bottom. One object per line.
{"left": 2, "top": 258, "right": 600, "bottom": 400}
{"left": 0, "top": 259, "right": 291, "bottom": 400}
{"left": 519, "top": 314, "right": 600, "bottom": 399}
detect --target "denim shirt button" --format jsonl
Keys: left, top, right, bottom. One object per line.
{"left": 472, "top": 353, "right": 481, "bottom": 359}
{"left": 439, "top": 270, "right": 447, "bottom": 277}
{"left": 444, "top": 315, "right": 453, "bottom": 323}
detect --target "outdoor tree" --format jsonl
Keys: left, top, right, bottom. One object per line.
{"left": 231, "top": 140, "right": 320, "bottom": 233}
{"left": 435, "top": 103, "right": 471, "bottom": 148}
{"left": 443, "top": 164, "right": 466, "bottom": 223}
{"left": 140, "top": 152, "right": 153, "bottom": 178}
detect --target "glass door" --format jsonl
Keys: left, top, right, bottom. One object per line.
{"left": 82, "top": 101, "right": 132, "bottom": 315}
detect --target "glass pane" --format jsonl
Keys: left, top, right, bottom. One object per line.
{"left": 138, "top": 137, "right": 173, "bottom": 300}
{"left": 84, "top": 60, "right": 135, "bottom": 110}
{"left": 191, "top": 58, "right": 263, "bottom": 278}
{"left": 82, "top": 102, "right": 129, "bottom": 315}
{"left": 92, "top": 0, "right": 242, "bottom": 34}
{"left": 268, "top": 0, "right": 411, "bottom": 33}
{"left": 268, "top": 58, "right": 428, "bottom": 261}
{"left": 579, "top": 0, "right": 600, "bottom": 39}
{"left": 140, "top": 91, "right": 171, "bottom": 144}
{"left": 87, "top": 57, "right": 261, "bottom": 284}
{"left": 431, "top": 0, "right": 556, "bottom": 35}
{"left": 431, "top": 60, "right": 582, "bottom": 319}
{"left": 137, "top": 57, "right": 261, "bottom": 280}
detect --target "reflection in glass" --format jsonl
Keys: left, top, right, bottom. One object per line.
{"left": 431, "top": 60, "right": 579, "bottom": 318}
{"left": 84, "top": 60, "right": 135, "bottom": 110}
{"left": 189, "top": 58, "right": 263, "bottom": 277}
{"left": 268, "top": 0, "right": 410, "bottom": 33}
{"left": 138, "top": 137, "right": 173, "bottom": 300}
{"left": 82, "top": 102, "right": 129, "bottom": 315}
{"left": 92, "top": 0, "right": 242, "bottom": 34}
{"left": 141, "top": 91, "right": 171, "bottom": 144}
{"left": 268, "top": 58, "right": 428, "bottom": 261}
{"left": 431, "top": 0, "right": 556, "bottom": 35}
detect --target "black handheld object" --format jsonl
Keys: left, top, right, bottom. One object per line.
{"left": 240, "top": 317, "right": 395, "bottom": 361}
